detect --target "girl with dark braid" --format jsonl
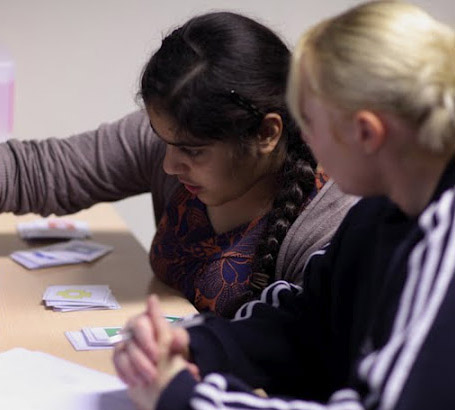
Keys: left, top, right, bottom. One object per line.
{"left": 143, "top": 12, "right": 354, "bottom": 316}
{"left": 0, "top": 12, "right": 355, "bottom": 317}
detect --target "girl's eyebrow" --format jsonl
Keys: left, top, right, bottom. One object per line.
{"left": 149, "top": 121, "right": 208, "bottom": 148}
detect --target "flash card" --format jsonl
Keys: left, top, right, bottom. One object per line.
{"left": 66, "top": 317, "right": 184, "bottom": 351}
{"left": 11, "top": 240, "right": 113, "bottom": 269}
{"left": 43, "top": 285, "right": 120, "bottom": 312}
{"left": 17, "top": 218, "right": 91, "bottom": 240}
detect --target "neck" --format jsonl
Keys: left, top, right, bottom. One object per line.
{"left": 207, "top": 174, "right": 278, "bottom": 234}
{"left": 385, "top": 152, "right": 452, "bottom": 217}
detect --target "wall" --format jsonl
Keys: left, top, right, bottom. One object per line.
{"left": 0, "top": 0, "right": 453, "bottom": 249}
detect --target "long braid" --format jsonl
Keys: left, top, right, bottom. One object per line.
{"left": 250, "top": 130, "right": 316, "bottom": 293}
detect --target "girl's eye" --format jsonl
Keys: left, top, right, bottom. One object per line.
{"left": 180, "top": 147, "right": 202, "bottom": 157}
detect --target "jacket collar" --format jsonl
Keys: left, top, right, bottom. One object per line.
{"left": 429, "top": 156, "right": 455, "bottom": 204}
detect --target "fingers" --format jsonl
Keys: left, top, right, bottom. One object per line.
{"left": 149, "top": 295, "right": 172, "bottom": 358}
{"left": 113, "top": 294, "right": 161, "bottom": 387}
{"left": 113, "top": 294, "right": 196, "bottom": 391}
{"left": 186, "top": 362, "right": 201, "bottom": 381}
{"left": 125, "top": 311, "right": 158, "bottom": 363}
{"left": 146, "top": 295, "right": 191, "bottom": 359}
{"left": 113, "top": 342, "right": 152, "bottom": 387}
{"left": 170, "top": 326, "right": 190, "bottom": 358}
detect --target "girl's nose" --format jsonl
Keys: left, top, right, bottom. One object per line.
{"left": 162, "top": 145, "right": 187, "bottom": 175}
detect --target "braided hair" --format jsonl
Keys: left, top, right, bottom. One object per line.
{"left": 140, "top": 11, "right": 317, "bottom": 293}
{"left": 250, "top": 119, "right": 316, "bottom": 292}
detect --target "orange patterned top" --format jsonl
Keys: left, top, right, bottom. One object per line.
{"left": 150, "top": 171, "right": 329, "bottom": 318}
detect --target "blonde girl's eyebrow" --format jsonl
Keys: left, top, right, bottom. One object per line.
{"left": 149, "top": 121, "right": 208, "bottom": 148}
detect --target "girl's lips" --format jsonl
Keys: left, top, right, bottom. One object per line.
{"left": 178, "top": 178, "right": 202, "bottom": 194}
{"left": 184, "top": 184, "right": 201, "bottom": 194}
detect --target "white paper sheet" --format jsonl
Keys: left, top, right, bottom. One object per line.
{"left": 0, "top": 348, "right": 134, "bottom": 410}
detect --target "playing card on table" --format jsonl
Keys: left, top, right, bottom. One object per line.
{"left": 82, "top": 326, "right": 123, "bottom": 346}
{"left": 10, "top": 249, "right": 81, "bottom": 269}
{"left": 17, "top": 218, "right": 91, "bottom": 240}
{"left": 66, "top": 317, "right": 183, "bottom": 351}
{"left": 10, "top": 240, "right": 113, "bottom": 269}
{"left": 65, "top": 330, "right": 115, "bottom": 351}
{"left": 43, "top": 285, "right": 120, "bottom": 312}
{"left": 35, "top": 240, "right": 113, "bottom": 263}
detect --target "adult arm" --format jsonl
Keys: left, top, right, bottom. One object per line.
{"left": 360, "top": 188, "right": 455, "bottom": 410}
{"left": 158, "top": 370, "right": 365, "bottom": 410}
{"left": 0, "top": 110, "right": 177, "bottom": 219}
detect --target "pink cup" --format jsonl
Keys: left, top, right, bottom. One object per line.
{"left": 0, "top": 47, "right": 14, "bottom": 141}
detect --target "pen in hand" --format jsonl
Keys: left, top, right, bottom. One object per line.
{"left": 108, "top": 329, "right": 133, "bottom": 345}
{"left": 108, "top": 314, "right": 204, "bottom": 345}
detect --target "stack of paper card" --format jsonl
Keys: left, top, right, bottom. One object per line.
{"left": 66, "top": 317, "right": 183, "bottom": 351}
{"left": 43, "top": 285, "right": 120, "bottom": 312}
{"left": 66, "top": 327, "right": 124, "bottom": 351}
{"left": 10, "top": 239, "right": 113, "bottom": 269}
{"left": 17, "top": 218, "right": 91, "bottom": 240}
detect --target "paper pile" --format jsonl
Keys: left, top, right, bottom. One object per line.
{"left": 11, "top": 239, "right": 113, "bottom": 269}
{"left": 0, "top": 348, "right": 134, "bottom": 410}
{"left": 17, "top": 218, "right": 91, "bottom": 240}
{"left": 43, "top": 285, "right": 120, "bottom": 312}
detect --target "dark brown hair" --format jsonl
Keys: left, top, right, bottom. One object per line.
{"left": 140, "top": 11, "right": 316, "bottom": 293}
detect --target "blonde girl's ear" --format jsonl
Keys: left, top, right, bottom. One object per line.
{"left": 354, "top": 110, "right": 386, "bottom": 155}
{"left": 256, "top": 113, "right": 284, "bottom": 154}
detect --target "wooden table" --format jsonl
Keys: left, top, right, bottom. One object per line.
{"left": 0, "top": 204, "right": 197, "bottom": 375}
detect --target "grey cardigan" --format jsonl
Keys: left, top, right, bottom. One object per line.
{"left": 0, "top": 110, "right": 357, "bottom": 285}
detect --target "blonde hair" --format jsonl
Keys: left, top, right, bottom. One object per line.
{"left": 287, "top": 0, "right": 455, "bottom": 152}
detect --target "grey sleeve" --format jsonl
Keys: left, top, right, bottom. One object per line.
{"left": 0, "top": 109, "right": 177, "bottom": 220}
{"left": 275, "top": 180, "right": 358, "bottom": 285}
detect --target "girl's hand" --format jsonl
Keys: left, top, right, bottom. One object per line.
{"left": 123, "top": 295, "right": 190, "bottom": 409}
{"left": 113, "top": 295, "right": 200, "bottom": 408}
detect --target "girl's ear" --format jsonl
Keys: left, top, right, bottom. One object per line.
{"left": 257, "top": 113, "right": 283, "bottom": 154}
{"left": 354, "top": 110, "right": 386, "bottom": 155}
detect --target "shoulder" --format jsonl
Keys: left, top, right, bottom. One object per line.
{"left": 99, "top": 109, "right": 162, "bottom": 146}
{"left": 341, "top": 195, "right": 400, "bottom": 230}
{"left": 275, "top": 185, "right": 400, "bottom": 285}
{"left": 275, "top": 180, "right": 358, "bottom": 284}
{"left": 418, "top": 186, "right": 455, "bottom": 237}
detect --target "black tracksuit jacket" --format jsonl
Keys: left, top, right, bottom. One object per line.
{"left": 157, "top": 159, "right": 455, "bottom": 410}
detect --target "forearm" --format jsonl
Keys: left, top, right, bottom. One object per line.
{"left": 0, "top": 110, "right": 163, "bottom": 215}
{"left": 157, "top": 370, "right": 365, "bottom": 410}
{"left": 186, "top": 281, "right": 306, "bottom": 391}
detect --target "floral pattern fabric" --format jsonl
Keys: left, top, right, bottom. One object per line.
{"left": 150, "top": 170, "right": 329, "bottom": 318}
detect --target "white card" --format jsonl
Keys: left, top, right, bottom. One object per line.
{"left": 17, "top": 218, "right": 91, "bottom": 240}
{"left": 66, "top": 317, "right": 183, "bottom": 351}
{"left": 40, "top": 240, "right": 113, "bottom": 263}
{"left": 10, "top": 240, "right": 113, "bottom": 269}
{"left": 52, "top": 293, "right": 121, "bottom": 312}
{"left": 10, "top": 250, "right": 81, "bottom": 269}
{"left": 82, "top": 327, "right": 123, "bottom": 346}
{"left": 65, "top": 331, "right": 113, "bottom": 351}
{"left": 44, "top": 285, "right": 111, "bottom": 305}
